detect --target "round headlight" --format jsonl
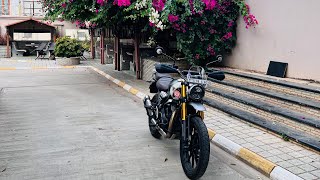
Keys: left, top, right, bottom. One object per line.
{"left": 188, "top": 85, "right": 205, "bottom": 101}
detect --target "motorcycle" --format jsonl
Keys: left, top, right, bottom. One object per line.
{"left": 143, "top": 47, "right": 224, "bottom": 179}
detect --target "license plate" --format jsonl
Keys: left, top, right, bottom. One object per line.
{"left": 188, "top": 78, "right": 207, "bottom": 85}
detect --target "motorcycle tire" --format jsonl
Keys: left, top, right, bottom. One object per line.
{"left": 180, "top": 116, "right": 210, "bottom": 180}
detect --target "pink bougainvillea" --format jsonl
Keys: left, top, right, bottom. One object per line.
{"left": 243, "top": 4, "right": 258, "bottom": 28}
{"left": 113, "top": 0, "right": 131, "bottom": 7}
{"left": 61, "top": 3, "right": 67, "bottom": 8}
{"left": 228, "top": 20, "right": 234, "bottom": 27}
{"left": 152, "top": 0, "right": 165, "bottom": 11}
{"left": 244, "top": 14, "right": 258, "bottom": 29}
{"left": 222, "top": 32, "right": 233, "bottom": 40}
{"left": 168, "top": 14, "right": 179, "bottom": 23}
{"left": 207, "top": 45, "right": 216, "bottom": 56}
{"left": 97, "top": 0, "right": 105, "bottom": 6}
{"left": 202, "top": 0, "right": 216, "bottom": 10}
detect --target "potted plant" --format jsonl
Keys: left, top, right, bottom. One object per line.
{"left": 55, "top": 36, "right": 82, "bottom": 66}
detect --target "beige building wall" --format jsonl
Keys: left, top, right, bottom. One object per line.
{"left": 224, "top": 0, "right": 320, "bottom": 81}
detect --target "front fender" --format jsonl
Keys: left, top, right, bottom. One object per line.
{"left": 188, "top": 102, "right": 206, "bottom": 111}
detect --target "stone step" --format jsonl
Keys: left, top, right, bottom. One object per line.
{"left": 214, "top": 68, "right": 320, "bottom": 94}
{"left": 204, "top": 96, "right": 320, "bottom": 152}
{"left": 208, "top": 80, "right": 320, "bottom": 119}
{"left": 209, "top": 78, "right": 320, "bottom": 110}
{"left": 207, "top": 87, "right": 320, "bottom": 129}
{"left": 224, "top": 74, "right": 320, "bottom": 102}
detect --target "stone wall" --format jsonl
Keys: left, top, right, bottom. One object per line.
{"left": 142, "top": 57, "right": 189, "bottom": 81}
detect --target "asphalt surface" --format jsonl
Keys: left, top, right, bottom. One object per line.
{"left": 0, "top": 68, "right": 268, "bottom": 180}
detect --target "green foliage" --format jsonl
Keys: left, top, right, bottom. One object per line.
{"left": 153, "top": 0, "right": 240, "bottom": 65}
{"left": 281, "top": 134, "right": 290, "bottom": 141}
{"left": 80, "top": 40, "right": 91, "bottom": 52}
{"left": 54, "top": 37, "right": 83, "bottom": 58}
{"left": 42, "top": 0, "right": 257, "bottom": 65}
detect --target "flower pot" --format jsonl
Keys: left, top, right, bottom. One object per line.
{"left": 56, "top": 57, "right": 81, "bottom": 66}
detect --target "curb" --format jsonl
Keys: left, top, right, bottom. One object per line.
{"left": 1, "top": 65, "right": 304, "bottom": 180}
{"left": 207, "top": 129, "right": 303, "bottom": 180}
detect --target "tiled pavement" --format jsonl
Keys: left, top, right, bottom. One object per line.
{"left": 1, "top": 58, "right": 319, "bottom": 179}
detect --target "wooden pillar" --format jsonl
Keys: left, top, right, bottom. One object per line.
{"left": 114, "top": 36, "right": 120, "bottom": 71}
{"left": 100, "top": 30, "right": 105, "bottom": 64}
{"left": 6, "top": 33, "right": 10, "bottom": 58}
{"left": 8, "top": 0, "right": 11, "bottom": 15}
{"left": 1, "top": 0, "right": 4, "bottom": 14}
{"left": 134, "top": 35, "right": 141, "bottom": 79}
{"left": 90, "top": 29, "right": 95, "bottom": 59}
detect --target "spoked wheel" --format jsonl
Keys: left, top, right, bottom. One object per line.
{"left": 180, "top": 116, "right": 210, "bottom": 180}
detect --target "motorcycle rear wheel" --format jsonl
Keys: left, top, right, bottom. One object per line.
{"left": 180, "top": 116, "right": 210, "bottom": 179}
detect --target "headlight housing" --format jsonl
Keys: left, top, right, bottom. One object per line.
{"left": 188, "top": 85, "right": 205, "bottom": 101}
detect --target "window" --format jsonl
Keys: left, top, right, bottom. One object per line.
{"left": 23, "top": 33, "right": 32, "bottom": 39}
{"left": 14, "top": 33, "right": 51, "bottom": 41}
{"left": 23, "top": 0, "right": 43, "bottom": 16}
{"left": 0, "top": 0, "right": 10, "bottom": 15}
{"left": 77, "top": 32, "right": 86, "bottom": 40}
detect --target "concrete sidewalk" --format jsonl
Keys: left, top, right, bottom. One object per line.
{"left": 0, "top": 58, "right": 319, "bottom": 179}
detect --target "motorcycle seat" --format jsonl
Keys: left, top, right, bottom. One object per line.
{"left": 155, "top": 73, "right": 172, "bottom": 81}
{"left": 156, "top": 77, "right": 173, "bottom": 91}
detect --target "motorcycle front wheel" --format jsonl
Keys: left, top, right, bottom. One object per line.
{"left": 180, "top": 116, "right": 210, "bottom": 180}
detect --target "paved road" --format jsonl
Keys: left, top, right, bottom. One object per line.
{"left": 0, "top": 68, "right": 268, "bottom": 180}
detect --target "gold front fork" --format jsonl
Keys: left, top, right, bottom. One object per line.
{"left": 181, "top": 83, "right": 187, "bottom": 121}
{"left": 198, "top": 111, "right": 205, "bottom": 120}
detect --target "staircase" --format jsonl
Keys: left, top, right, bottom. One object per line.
{"left": 204, "top": 69, "right": 320, "bottom": 151}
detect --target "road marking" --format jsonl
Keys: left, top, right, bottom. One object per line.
{"left": 0, "top": 67, "right": 16, "bottom": 70}
{"left": 208, "top": 128, "right": 216, "bottom": 140}
{"left": 238, "top": 148, "right": 276, "bottom": 175}
{"left": 270, "top": 166, "right": 303, "bottom": 180}
{"left": 129, "top": 88, "right": 139, "bottom": 95}
{"left": 212, "top": 134, "right": 242, "bottom": 155}
{"left": 117, "top": 81, "right": 126, "bottom": 87}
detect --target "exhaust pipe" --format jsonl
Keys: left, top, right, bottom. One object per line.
{"left": 150, "top": 118, "right": 166, "bottom": 137}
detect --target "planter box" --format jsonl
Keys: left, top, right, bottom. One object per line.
{"left": 56, "top": 57, "right": 80, "bottom": 66}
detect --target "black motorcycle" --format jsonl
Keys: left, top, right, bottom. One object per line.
{"left": 143, "top": 47, "right": 224, "bottom": 179}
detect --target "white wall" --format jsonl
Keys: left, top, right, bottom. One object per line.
{"left": 65, "top": 29, "right": 89, "bottom": 41}
{"left": 224, "top": 0, "right": 320, "bottom": 81}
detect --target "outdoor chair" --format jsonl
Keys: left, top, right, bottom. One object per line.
{"left": 35, "top": 42, "right": 50, "bottom": 60}
{"left": 12, "top": 42, "right": 27, "bottom": 57}
{"left": 80, "top": 50, "right": 88, "bottom": 61}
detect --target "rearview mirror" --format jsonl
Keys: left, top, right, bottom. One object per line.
{"left": 216, "top": 55, "right": 223, "bottom": 62}
{"left": 155, "top": 46, "right": 164, "bottom": 55}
